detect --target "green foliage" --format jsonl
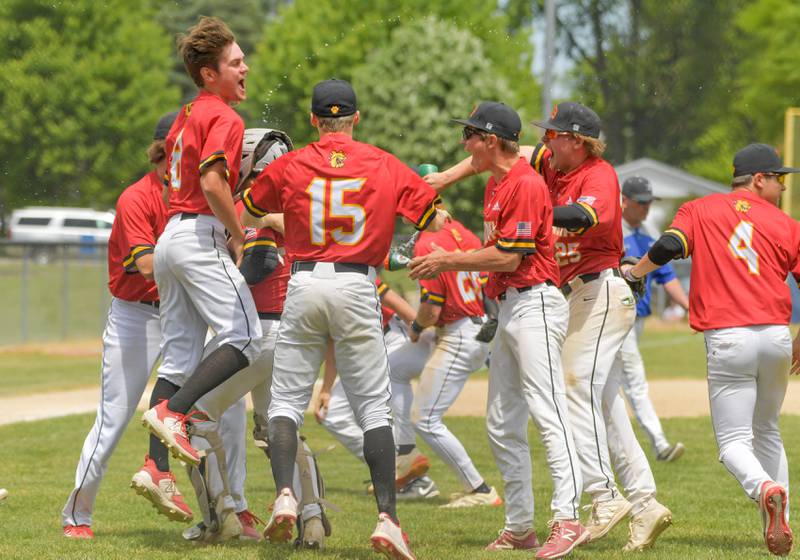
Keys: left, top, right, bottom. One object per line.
{"left": 353, "top": 18, "right": 517, "bottom": 231}
{"left": 243, "top": 0, "right": 539, "bottom": 149}
{"left": 0, "top": 0, "right": 180, "bottom": 210}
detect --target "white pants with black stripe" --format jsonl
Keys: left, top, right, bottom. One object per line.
{"left": 706, "top": 325, "right": 790, "bottom": 505}
{"left": 154, "top": 214, "right": 262, "bottom": 385}
{"left": 562, "top": 271, "right": 639, "bottom": 506}
{"left": 62, "top": 298, "right": 161, "bottom": 527}
{"left": 391, "top": 316, "right": 490, "bottom": 491}
{"left": 320, "top": 316, "right": 416, "bottom": 460}
{"left": 487, "top": 283, "right": 582, "bottom": 528}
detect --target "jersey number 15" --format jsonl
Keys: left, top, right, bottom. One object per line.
{"left": 307, "top": 178, "right": 366, "bottom": 246}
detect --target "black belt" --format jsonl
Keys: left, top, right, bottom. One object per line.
{"left": 139, "top": 300, "right": 160, "bottom": 308}
{"left": 561, "top": 268, "right": 622, "bottom": 298}
{"left": 468, "top": 316, "right": 483, "bottom": 325}
{"left": 180, "top": 212, "right": 199, "bottom": 221}
{"left": 383, "top": 323, "right": 391, "bottom": 335}
{"left": 258, "top": 312, "right": 281, "bottom": 321}
{"left": 291, "top": 261, "right": 369, "bottom": 275}
{"left": 498, "top": 280, "right": 555, "bottom": 301}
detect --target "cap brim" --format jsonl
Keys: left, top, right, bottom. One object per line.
{"left": 531, "top": 118, "right": 566, "bottom": 131}
{"left": 450, "top": 117, "right": 485, "bottom": 130}
{"left": 632, "top": 195, "right": 661, "bottom": 203}
{"left": 776, "top": 166, "right": 800, "bottom": 174}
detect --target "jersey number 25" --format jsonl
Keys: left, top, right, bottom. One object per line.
{"left": 307, "top": 178, "right": 366, "bottom": 246}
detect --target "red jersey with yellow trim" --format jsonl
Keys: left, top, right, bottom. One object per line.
{"left": 108, "top": 170, "right": 168, "bottom": 301}
{"left": 416, "top": 220, "right": 485, "bottom": 325}
{"left": 666, "top": 189, "right": 800, "bottom": 331}
{"left": 375, "top": 277, "right": 396, "bottom": 328}
{"left": 242, "top": 133, "right": 439, "bottom": 267}
{"left": 483, "top": 157, "right": 560, "bottom": 299}
{"left": 534, "top": 148, "right": 624, "bottom": 285}
{"left": 165, "top": 91, "right": 244, "bottom": 217}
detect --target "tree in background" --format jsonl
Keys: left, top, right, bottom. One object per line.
{"left": 354, "top": 18, "right": 516, "bottom": 231}
{"left": 0, "top": 0, "right": 179, "bottom": 210}
{"left": 243, "top": 0, "right": 539, "bottom": 148}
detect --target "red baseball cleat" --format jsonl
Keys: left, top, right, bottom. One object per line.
{"left": 141, "top": 400, "right": 200, "bottom": 466}
{"left": 760, "top": 481, "right": 793, "bottom": 556}
{"left": 485, "top": 528, "right": 540, "bottom": 550}
{"left": 130, "top": 455, "right": 193, "bottom": 522}
{"left": 237, "top": 509, "right": 264, "bottom": 542}
{"left": 63, "top": 524, "right": 94, "bottom": 539}
{"left": 536, "top": 519, "right": 589, "bottom": 559}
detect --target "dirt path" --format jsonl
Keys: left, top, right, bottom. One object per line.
{"left": 4, "top": 378, "right": 800, "bottom": 426}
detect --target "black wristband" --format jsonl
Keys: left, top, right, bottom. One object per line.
{"left": 411, "top": 320, "right": 424, "bottom": 334}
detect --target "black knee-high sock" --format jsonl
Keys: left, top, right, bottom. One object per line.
{"left": 364, "top": 426, "right": 397, "bottom": 523}
{"left": 268, "top": 417, "right": 298, "bottom": 493}
{"left": 167, "top": 344, "right": 248, "bottom": 414}
{"left": 149, "top": 377, "right": 180, "bottom": 472}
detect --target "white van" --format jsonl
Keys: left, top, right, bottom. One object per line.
{"left": 9, "top": 207, "right": 115, "bottom": 244}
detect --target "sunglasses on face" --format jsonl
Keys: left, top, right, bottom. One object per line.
{"left": 762, "top": 173, "right": 787, "bottom": 185}
{"left": 544, "top": 129, "right": 572, "bottom": 141}
{"left": 462, "top": 127, "right": 487, "bottom": 142}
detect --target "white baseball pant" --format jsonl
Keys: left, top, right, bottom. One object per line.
{"left": 62, "top": 298, "right": 161, "bottom": 527}
{"left": 705, "top": 325, "right": 790, "bottom": 505}
{"left": 320, "top": 316, "right": 417, "bottom": 460}
{"left": 392, "top": 316, "right": 489, "bottom": 491}
{"left": 614, "top": 317, "right": 671, "bottom": 455}
{"left": 269, "top": 264, "right": 391, "bottom": 433}
{"left": 487, "top": 283, "right": 582, "bottom": 528}
{"left": 154, "top": 214, "right": 262, "bottom": 386}
{"left": 562, "top": 271, "right": 636, "bottom": 505}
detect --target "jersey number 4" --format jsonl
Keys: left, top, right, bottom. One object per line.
{"left": 728, "top": 220, "right": 759, "bottom": 275}
{"left": 307, "top": 178, "right": 366, "bottom": 246}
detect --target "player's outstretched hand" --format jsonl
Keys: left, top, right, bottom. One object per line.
{"left": 314, "top": 391, "right": 331, "bottom": 423}
{"left": 423, "top": 172, "right": 449, "bottom": 193}
{"left": 409, "top": 243, "right": 448, "bottom": 280}
{"left": 620, "top": 256, "right": 646, "bottom": 300}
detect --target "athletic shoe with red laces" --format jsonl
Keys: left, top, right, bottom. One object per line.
{"left": 237, "top": 509, "right": 264, "bottom": 542}
{"left": 264, "top": 488, "right": 298, "bottom": 544}
{"left": 760, "top": 481, "right": 793, "bottom": 556}
{"left": 485, "top": 528, "right": 540, "bottom": 550}
{"left": 371, "top": 513, "right": 416, "bottom": 560}
{"left": 141, "top": 400, "right": 200, "bottom": 466}
{"left": 63, "top": 524, "right": 94, "bottom": 539}
{"left": 130, "top": 455, "right": 193, "bottom": 522}
{"left": 535, "top": 520, "right": 589, "bottom": 559}
{"left": 395, "top": 449, "right": 430, "bottom": 490}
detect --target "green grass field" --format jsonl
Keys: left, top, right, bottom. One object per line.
{"left": 0, "top": 352, "right": 102, "bottom": 396}
{"left": 0, "top": 413, "right": 797, "bottom": 559}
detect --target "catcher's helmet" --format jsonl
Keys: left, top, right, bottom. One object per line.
{"left": 235, "top": 128, "right": 293, "bottom": 195}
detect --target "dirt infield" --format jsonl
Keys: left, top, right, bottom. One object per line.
{"left": 4, "top": 377, "right": 800, "bottom": 426}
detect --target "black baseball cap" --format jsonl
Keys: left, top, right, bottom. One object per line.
{"left": 451, "top": 102, "right": 521, "bottom": 141}
{"left": 732, "top": 143, "right": 800, "bottom": 177}
{"left": 622, "top": 176, "right": 660, "bottom": 203}
{"left": 532, "top": 102, "right": 601, "bottom": 139}
{"left": 154, "top": 111, "right": 178, "bottom": 141}
{"left": 311, "top": 79, "right": 357, "bottom": 118}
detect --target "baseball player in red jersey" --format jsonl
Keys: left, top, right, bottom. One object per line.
{"left": 138, "top": 18, "right": 263, "bottom": 473}
{"left": 392, "top": 218, "right": 499, "bottom": 508}
{"left": 626, "top": 143, "right": 800, "bottom": 556}
{"left": 427, "top": 102, "right": 672, "bottom": 552}
{"left": 240, "top": 79, "right": 445, "bottom": 560}
{"left": 411, "top": 102, "right": 587, "bottom": 559}
{"left": 63, "top": 112, "right": 183, "bottom": 538}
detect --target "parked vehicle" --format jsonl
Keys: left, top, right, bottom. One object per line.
{"left": 8, "top": 207, "right": 115, "bottom": 262}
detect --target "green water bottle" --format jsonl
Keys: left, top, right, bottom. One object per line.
{"left": 417, "top": 163, "right": 438, "bottom": 176}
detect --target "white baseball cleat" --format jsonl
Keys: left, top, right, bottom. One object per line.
{"left": 263, "top": 488, "right": 298, "bottom": 544}
{"left": 370, "top": 513, "right": 416, "bottom": 560}
{"left": 623, "top": 499, "right": 672, "bottom": 551}
{"left": 0, "top": 488, "right": 7, "bottom": 501}
{"left": 441, "top": 486, "right": 502, "bottom": 509}
{"left": 130, "top": 455, "right": 193, "bottom": 522}
{"left": 584, "top": 495, "right": 632, "bottom": 541}
{"left": 656, "top": 442, "right": 685, "bottom": 463}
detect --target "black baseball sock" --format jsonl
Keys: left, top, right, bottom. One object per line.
{"left": 149, "top": 377, "right": 180, "bottom": 472}
{"left": 397, "top": 444, "right": 415, "bottom": 456}
{"left": 167, "top": 344, "right": 248, "bottom": 414}
{"left": 268, "top": 417, "right": 298, "bottom": 493}
{"left": 364, "top": 426, "right": 397, "bottom": 523}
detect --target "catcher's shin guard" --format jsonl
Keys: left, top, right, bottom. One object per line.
{"left": 294, "top": 435, "right": 335, "bottom": 548}
{"left": 253, "top": 413, "right": 270, "bottom": 458}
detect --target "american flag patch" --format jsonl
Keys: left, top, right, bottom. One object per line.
{"left": 516, "top": 221, "right": 532, "bottom": 236}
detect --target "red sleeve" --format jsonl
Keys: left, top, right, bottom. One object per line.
{"left": 571, "top": 164, "right": 618, "bottom": 230}
{"left": 419, "top": 275, "right": 446, "bottom": 306}
{"left": 199, "top": 113, "right": 244, "bottom": 175}
{"left": 388, "top": 155, "right": 440, "bottom": 230}
{"left": 664, "top": 201, "right": 695, "bottom": 259}
{"left": 242, "top": 153, "right": 292, "bottom": 217}
{"left": 494, "top": 177, "right": 541, "bottom": 254}
{"left": 118, "top": 190, "right": 158, "bottom": 272}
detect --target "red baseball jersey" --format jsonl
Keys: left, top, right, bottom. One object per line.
{"left": 375, "top": 276, "right": 396, "bottom": 328}
{"left": 108, "top": 170, "right": 168, "bottom": 301}
{"left": 165, "top": 91, "right": 244, "bottom": 217}
{"left": 416, "top": 219, "right": 485, "bottom": 325}
{"left": 483, "top": 157, "right": 560, "bottom": 299}
{"left": 666, "top": 189, "right": 800, "bottom": 331}
{"left": 241, "top": 133, "right": 439, "bottom": 267}
{"left": 533, "top": 147, "right": 624, "bottom": 284}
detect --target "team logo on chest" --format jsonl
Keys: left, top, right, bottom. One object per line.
{"left": 734, "top": 199, "right": 751, "bottom": 213}
{"left": 329, "top": 150, "right": 346, "bottom": 168}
